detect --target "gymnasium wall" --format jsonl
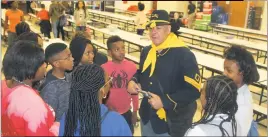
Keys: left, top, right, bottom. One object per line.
{"left": 261, "top": 1, "right": 267, "bottom": 32}
{"left": 114, "top": 1, "right": 153, "bottom": 14}
{"left": 157, "top": 1, "right": 189, "bottom": 17}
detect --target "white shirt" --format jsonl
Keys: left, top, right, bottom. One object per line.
{"left": 185, "top": 114, "right": 241, "bottom": 136}
{"left": 135, "top": 11, "right": 147, "bottom": 29}
{"left": 235, "top": 84, "right": 253, "bottom": 136}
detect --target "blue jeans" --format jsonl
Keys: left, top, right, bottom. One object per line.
{"left": 52, "top": 20, "right": 59, "bottom": 38}
{"left": 76, "top": 26, "right": 86, "bottom": 31}
{"left": 140, "top": 120, "right": 170, "bottom": 136}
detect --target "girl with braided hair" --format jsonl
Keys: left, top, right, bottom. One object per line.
{"left": 185, "top": 75, "right": 240, "bottom": 136}
{"left": 59, "top": 64, "right": 132, "bottom": 136}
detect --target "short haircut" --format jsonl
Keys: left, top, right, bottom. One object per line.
{"left": 16, "top": 32, "right": 42, "bottom": 44}
{"left": 15, "top": 21, "right": 31, "bottom": 36}
{"left": 138, "top": 2, "right": 145, "bottom": 11}
{"left": 41, "top": 4, "right": 45, "bottom": 8}
{"left": 2, "top": 40, "right": 45, "bottom": 81}
{"left": 224, "top": 45, "right": 260, "bottom": 84}
{"left": 45, "top": 43, "right": 68, "bottom": 63}
{"left": 106, "top": 35, "right": 123, "bottom": 50}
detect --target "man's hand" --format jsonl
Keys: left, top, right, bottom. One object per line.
{"left": 127, "top": 80, "right": 141, "bottom": 94}
{"left": 132, "top": 111, "right": 138, "bottom": 126}
{"left": 148, "top": 92, "right": 164, "bottom": 110}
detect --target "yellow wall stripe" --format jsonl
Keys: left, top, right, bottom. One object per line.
{"left": 184, "top": 76, "right": 201, "bottom": 91}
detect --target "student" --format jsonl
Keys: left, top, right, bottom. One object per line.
{"left": 127, "top": 10, "right": 200, "bottom": 136}
{"left": 74, "top": 1, "right": 88, "bottom": 31}
{"left": 73, "top": 31, "right": 108, "bottom": 66}
{"left": 49, "top": 0, "right": 64, "bottom": 38}
{"left": 39, "top": 43, "right": 74, "bottom": 122}
{"left": 135, "top": 2, "right": 147, "bottom": 36}
{"left": 59, "top": 64, "right": 132, "bottom": 136}
{"left": 69, "top": 36, "right": 95, "bottom": 67}
{"left": 187, "top": 1, "right": 196, "bottom": 29}
{"left": 171, "top": 12, "right": 184, "bottom": 28}
{"left": 16, "top": 32, "right": 43, "bottom": 48}
{"left": 26, "top": 1, "right": 34, "bottom": 14}
{"left": 1, "top": 40, "right": 58, "bottom": 136}
{"left": 37, "top": 4, "right": 51, "bottom": 38}
{"left": 185, "top": 75, "right": 240, "bottom": 136}
{"left": 223, "top": 45, "right": 259, "bottom": 136}
{"left": 101, "top": 36, "right": 139, "bottom": 134}
{"left": 15, "top": 21, "right": 31, "bottom": 36}
{"left": 4, "top": 1, "right": 24, "bottom": 47}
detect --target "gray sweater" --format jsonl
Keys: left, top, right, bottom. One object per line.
{"left": 39, "top": 70, "right": 72, "bottom": 122}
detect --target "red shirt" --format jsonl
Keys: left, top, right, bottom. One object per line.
{"left": 37, "top": 9, "right": 50, "bottom": 20}
{"left": 1, "top": 81, "right": 58, "bottom": 136}
{"left": 101, "top": 60, "right": 139, "bottom": 114}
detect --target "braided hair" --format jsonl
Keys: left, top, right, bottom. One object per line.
{"left": 15, "top": 21, "right": 31, "bottom": 36}
{"left": 193, "top": 75, "right": 238, "bottom": 137}
{"left": 64, "top": 64, "right": 105, "bottom": 136}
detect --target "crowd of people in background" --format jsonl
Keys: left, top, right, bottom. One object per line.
{"left": 1, "top": 1, "right": 260, "bottom": 137}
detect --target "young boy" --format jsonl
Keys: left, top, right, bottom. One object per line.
{"left": 101, "top": 36, "right": 139, "bottom": 134}
{"left": 37, "top": 4, "right": 51, "bottom": 38}
{"left": 39, "top": 43, "right": 74, "bottom": 122}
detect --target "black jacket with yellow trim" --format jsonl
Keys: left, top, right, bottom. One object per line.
{"left": 132, "top": 46, "right": 200, "bottom": 134}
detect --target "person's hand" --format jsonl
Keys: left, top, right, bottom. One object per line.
{"left": 127, "top": 80, "right": 141, "bottom": 94}
{"left": 132, "top": 111, "right": 138, "bottom": 126}
{"left": 148, "top": 92, "right": 163, "bottom": 110}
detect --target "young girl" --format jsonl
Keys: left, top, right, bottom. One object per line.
{"left": 59, "top": 64, "right": 132, "bottom": 136}
{"left": 185, "top": 75, "right": 240, "bottom": 136}
{"left": 74, "top": 1, "right": 88, "bottom": 31}
{"left": 69, "top": 36, "right": 95, "bottom": 67}
{"left": 223, "top": 45, "right": 259, "bottom": 136}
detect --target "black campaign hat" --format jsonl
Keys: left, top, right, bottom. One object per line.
{"left": 146, "top": 10, "right": 170, "bottom": 28}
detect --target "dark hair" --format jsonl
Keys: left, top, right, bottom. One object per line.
{"left": 107, "top": 35, "right": 123, "bottom": 50}
{"left": 224, "top": 45, "right": 260, "bottom": 84}
{"left": 75, "top": 1, "right": 87, "bottom": 18}
{"left": 2, "top": 40, "right": 45, "bottom": 81}
{"left": 69, "top": 37, "right": 94, "bottom": 67}
{"left": 16, "top": 32, "right": 42, "bottom": 44}
{"left": 138, "top": 2, "right": 145, "bottom": 11}
{"left": 45, "top": 43, "right": 67, "bottom": 63}
{"left": 193, "top": 75, "right": 238, "bottom": 136}
{"left": 170, "top": 21, "right": 180, "bottom": 36}
{"left": 73, "top": 31, "right": 91, "bottom": 40}
{"left": 15, "top": 22, "right": 31, "bottom": 36}
{"left": 64, "top": 64, "right": 105, "bottom": 136}
{"left": 41, "top": 4, "right": 45, "bottom": 8}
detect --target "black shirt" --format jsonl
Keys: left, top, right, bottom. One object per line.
{"left": 133, "top": 46, "right": 200, "bottom": 134}
{"left": 188, "top": 4, "right": 196, "bottom": 14}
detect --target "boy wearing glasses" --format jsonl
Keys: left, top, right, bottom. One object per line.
{"left": 101, "top": 36, "right": 139, "bottom": 134}
{"left": 39, "top": 42, "right": 74, "bottom": 122}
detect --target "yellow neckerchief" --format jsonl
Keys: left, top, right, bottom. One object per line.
{"left": 142, "top": 32, "right": 187, "bottom": 77}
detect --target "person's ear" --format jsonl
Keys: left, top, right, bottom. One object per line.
{"left": 52, "top": 60, "right": 59, "bottom": 68}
